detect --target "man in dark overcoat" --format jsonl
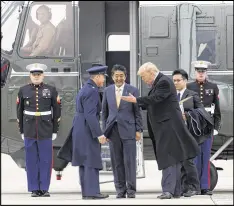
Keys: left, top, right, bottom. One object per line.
{"left": 71, "top": 65, "right": 109, "bottom": 199}
{"left": 121, "top": 62, "right": 200, "bottom": 199}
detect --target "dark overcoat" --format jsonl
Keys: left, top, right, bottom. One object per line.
{"left": 182, "top": 89, "right": 214, "bottom": 144}
{"left": 137, "top": 72, "right": 199, "bottom": 170}
{"left": 71, "top": 79, "right": 103, "bottom": 169}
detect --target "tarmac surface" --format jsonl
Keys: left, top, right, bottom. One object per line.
{"left": 1, "top": 153, "right": 233, "bottom": 205}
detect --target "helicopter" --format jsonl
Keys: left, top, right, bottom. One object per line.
{"left": 1, "top": 1, "right": 233, "bottom": 191}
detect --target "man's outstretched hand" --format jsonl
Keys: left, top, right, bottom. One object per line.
{"left": 121, "top": 93, "right": 137, "bottom": 103}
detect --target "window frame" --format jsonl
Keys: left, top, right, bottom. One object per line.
{"left": 106, "top": 32, "right": 130, "bottom": 52}
{"left": 1, "top": 2, "right": 24, "bottom": 55}
{"left": 17, "top": 1, "right": 75, "bottom": 59}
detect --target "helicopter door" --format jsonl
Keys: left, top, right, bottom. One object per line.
{"left": 1, "top": 1, "right": 79, "bottom": 156}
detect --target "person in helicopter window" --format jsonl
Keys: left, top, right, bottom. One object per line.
{"left": 20, "top": 5, "right": 55, "bottom": 56}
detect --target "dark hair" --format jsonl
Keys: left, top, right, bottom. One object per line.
{"left": 172, "top": 69, "right": 188, "bottom": 80}
{"left": 111, "top": 64, "right": 127, "bottom": 77}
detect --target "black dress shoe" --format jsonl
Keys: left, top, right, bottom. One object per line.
{"left": 183, "top": 190, "right": 201, "bottom": 197}
{"left": 82, "top": 194, "right": 109, "bottom": 200}
{"left": 157, "top": 192, "right": 173, "bottom": 199}
{"left": 40, "top": 190, "right": 50, "bottom": 197}
{"left": 127, "top": 193, "right": 135, "bottom": 198}
{"left": 31, "top": 190, "right": 40, "bottom": 197}
{"left": 201, "top": 189, "right": 213, "bottom": 195}
{"left": 116, "top": 193, "right": 126, "bottom": 198}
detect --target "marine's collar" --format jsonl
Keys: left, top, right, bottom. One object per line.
{"left": 30, "top": 82, "right": 44, "bottom": 87}
{"left": 196, "top": 79, "right": 207, "bottom": 85}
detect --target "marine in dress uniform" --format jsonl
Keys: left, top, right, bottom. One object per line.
{"left": 187, "top": 60, "right": 222, "bottom": 195}
{"left": 71, "top": 65, "right": 109, "bottom": 200}
{"left": 16, "top": 63, "right": 61, "bottom": 197}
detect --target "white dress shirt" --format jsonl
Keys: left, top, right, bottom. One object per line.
{"left": 115, "top": 83, "right": 125, "bottom": 96}
{"left": 177, "top": 87, "right": 186, "bottom": 101}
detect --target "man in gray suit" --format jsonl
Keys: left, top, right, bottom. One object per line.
{"left": 102, "top": 64, "right": 143, "bottom": 198}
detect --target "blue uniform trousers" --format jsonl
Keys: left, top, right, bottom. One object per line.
{"left": 79, "top": 166, "right": 100, "bottom": 196}
{"left": 24, "top": 138, "right": 53, "bottom": 192}
{"left": 194, "top": 136, "right": 213, "bottom": 189}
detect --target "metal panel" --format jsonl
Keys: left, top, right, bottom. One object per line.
{"left": 105, "top": 1, "right": 129, "bottom": 34}
{"left": 226, "top": 15, "right": 233, "bottom": 70}
{"left": 79, "top": 1, "right": 105, "bottom": 64}
{"left": 196, "top": 16, "right": 215, "bottom": 24}
{"left": 149, "top": 16, "right": 169, "bottom": 37}
{"left": 140, "top": 5, "right": 178, "bottom": 73}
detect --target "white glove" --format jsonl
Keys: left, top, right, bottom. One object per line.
{"left": 213, "top": 130, "right": 218, "bottom": 136}
{"left": 21, "top": 134, "right": 24, "bottom": 140}
{"left": 52, "top": 133, "right": 57, "bottom": 140}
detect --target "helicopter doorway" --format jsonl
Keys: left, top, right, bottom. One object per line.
{"left": 97, "top": 1, "right": 145, "bottom": 184}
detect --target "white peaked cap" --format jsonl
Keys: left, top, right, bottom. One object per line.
{"left": 26, "top": 63, "right": 47, "bottom": 72}
{"left": 191, "top": 60, "right": 211, "bottom": 69}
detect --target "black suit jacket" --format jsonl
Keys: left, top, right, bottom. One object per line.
{"left": 181, "top": 89, "right": 203, "bottom": 111}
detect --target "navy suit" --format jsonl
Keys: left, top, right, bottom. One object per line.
{"left": 102, "top": 83, "right": 143, "bottom": 196}
{"left": 72, "top": 79, "right": 103, "bottom": 197}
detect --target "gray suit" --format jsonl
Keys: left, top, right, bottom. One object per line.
{"left": 102, "top": 84, "right": 143, "bottom": 196}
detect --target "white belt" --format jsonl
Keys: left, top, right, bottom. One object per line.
{"left": 24, "top": 110, "right": 51, "bottom": 116}
{"left": 205, "top": 107, "right": 212, "bottom": 112}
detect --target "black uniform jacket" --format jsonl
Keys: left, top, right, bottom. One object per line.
{"left": 182, "top": 89, "right": 214, "bottom": 144}
{"left": 16, "top": 83, "right": 61, "bottom": 139}
{"left": 187, "top": 80, "right": 221, "bottom": 131}
{"left": 136, "top": 72, "right": 199, "bottom": 170}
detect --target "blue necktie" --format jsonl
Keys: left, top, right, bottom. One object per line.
{"left": 177, "top": 92, "right": 181, "bottom": 101}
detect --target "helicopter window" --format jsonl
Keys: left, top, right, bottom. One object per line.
{"left": 107, "top": 34, "right": 130, "bottom": 51}
{"left": 196, "top": 30, "right": 216, "bottom": 64}
{"left": 19, "top": 3, "right": 74, "bottom": 57}
{"left": 1, "top": 5, "right": 22, "bottom": 55}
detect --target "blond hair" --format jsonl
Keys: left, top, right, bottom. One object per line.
{"left": 137, "top": 62, "right": 159, "bottom": 76}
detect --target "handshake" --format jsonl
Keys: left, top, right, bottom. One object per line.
{"left": 98, "top": 135, "right": 108, "bottom": 144}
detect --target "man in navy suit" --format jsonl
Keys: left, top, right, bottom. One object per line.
{"left": 102, "top": 64, "right": 143, "bottom": 198}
